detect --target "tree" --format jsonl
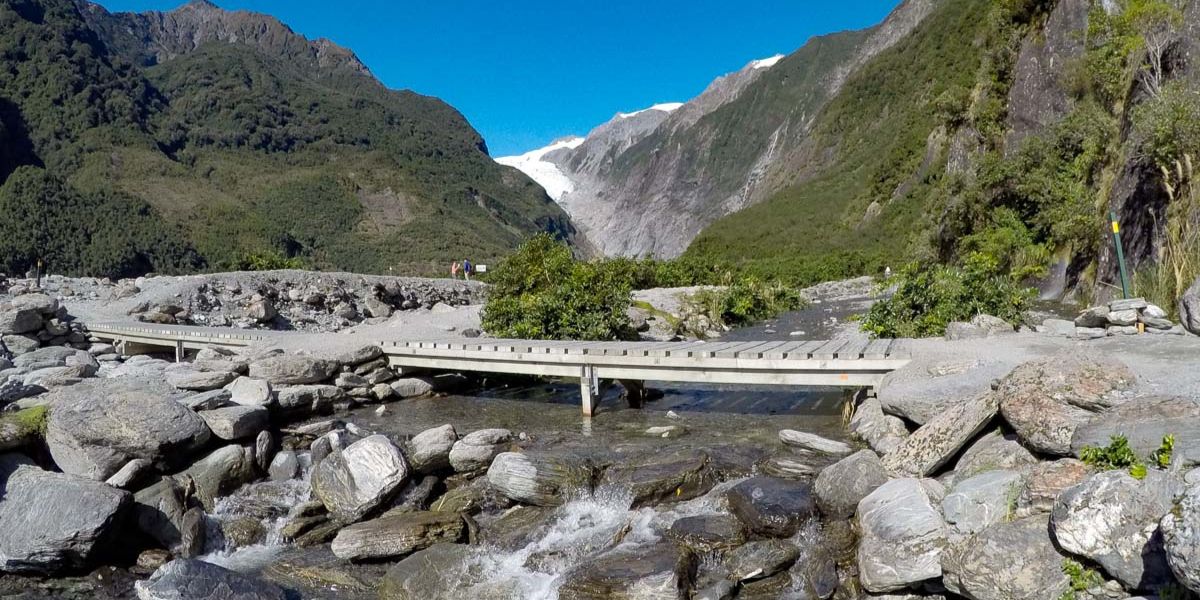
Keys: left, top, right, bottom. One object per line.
{"left": 1126, "top": 0, "right": 1185, "bottom": 97}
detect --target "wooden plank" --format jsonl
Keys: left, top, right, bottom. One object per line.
{"left": 887, "top": 339, "right": 911, "bottom": 359}
{"left": 649, "top": 341, "right": 704, "bottom": 357}
{"left": 810, "top": 339, "right": 849, "bottom": 360}
{"left": 715, "top": 341, "right": 773, "bottom": 359}
{"left": 862, "top": 339, "right": 892, "bottom": 360}
{"left": 785, "top": 340, "right": 826, "bottom": 360}
{"left": 691, "top": 342, "right": 744, "bottom": 358}
{"left": 761, "top": 341, "right": 809, "bottom": 359}
{"left": 737, "top": 341, "right": 788, "bottom": 359}
{"left": 835, "top": 339, "right": 871, "bottom": 360}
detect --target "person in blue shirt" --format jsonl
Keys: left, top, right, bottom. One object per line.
{"left": 462, "top": 259, "right": 472, "bottom": 281}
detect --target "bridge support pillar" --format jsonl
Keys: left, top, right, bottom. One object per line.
{"left": 175, "top": 340, "right": 185, "bottom": 363}
{"left": 619, "top": 379, "right": 646, "bottom": 409}
{"left": 579, "top": 365, "right": 598, "bottom": 417}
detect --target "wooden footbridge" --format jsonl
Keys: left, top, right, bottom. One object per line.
{"left": 87, "top": 323, "right": 910, "bottom": 416}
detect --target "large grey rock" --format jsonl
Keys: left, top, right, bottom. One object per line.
{"left": 132, "top": 477, "right": 206, "bottom": 558}
{"left": 857, "top": 478, "right": 948, "bottom": 593}
{"left": 406, "top": 424, "right": 456, "bottom": 473}
{"left": 941, "top": 515, "right": 1070, "bottom": 600}
{"left": 725, "top": 539, "right": 801, "bottom": 581}
{"left": 849, "top": 396, "right": 909, "bottom": 455}
{"left": 998, "top": 352, "right": 1135, "bottom": 455}
{"left": 179, "top": 389, "right": 232, "bottom": 411}
{"left": 1161, "top": 484, "right": 1200, "bottom": 593}
{"left": 725, "top": 476, "right": 816, "bottom": 538}
{"left": 0, "top": 407, "right": 44, "bottom": 451}
{"left": 311, "top": 434, "right": 410, "bottom": 523}
{"left": 448, "top": 428, "right": 512, "bottom": 473}
{"left": 275, "top": 384, "right": 345, "bottom": 411}
{"left": 167, "top": 369, "right": 237, "bottom": 392}
{"left": 0, "top": 455, "right": 131, "bottom": 574}
{"left": 11, "top": 293, "right": 58, "bottom": 314}
{"left": 1071, "top": 396, "right": 1200, "bottom": 468}
{"left": 1106, "top": 309, "right": 1139, "bottom": 326}
{"left": 0, "top": 308, "right": 42, "bottom": 335}
{"left": 378, "top": 543, "right": 478, "bottom": 600}
{"left": 330, "top": 510, "right": 465, "bottom": 561}
{"left": 1182, "top": 276, "right": 1200, "bottom": 335}
{"left": 175, "top": 445, "right": 257, "bottom": 511}
{"left": 224, "top": 377, "right": 272, "bottom": 407}
{"left": 199, "top": 406, "right": 268, "bottom": 441}
{"left": 882, "top": 393, "right": 999, "bottom": 477}
{"left": 666, "top": 513, "right": 746, "bottom": 554}
{"left": 338, "top": 345, "right": 383, "bottom": 367}
{"left": 0, "top": 377, "right": 44, "bottom": 404}
{"left": 134, "top": 558, "right": 286, "bottom": 600}
{"left": 486, "top": 451, "right": 595, "bottom": 506}
{"left": 1052, "top": 470, "right": 1182, "bottom": 590}
{"left": 951, "top": 430, "right": 1037, "bottom": 485}
{"left": 12, "top": 346, "right": 76, "bottom": 370}
{"left": 814, "top": 449, "right": 888, "bottom": 519}
{"left": 1017, "top": 458, "right": 1089, "bottom": 517}
{"left": 942, "top": 470, "right": 1024, "bottom": 534}
{"left": 106, "top": 458, "right": 152, "bottom": 489}
{"left": 1075, "top": 305, "right": 1110, "bottom": 328}
{"left": 601, "top": 447, "right": 717, "bottom": 508}
{"left": 248, "top": 354, "right": 338, "bottom": 385}
{"left": 390, "top": 377, "right": 435, "bottom": 398}
{"left": 268, "top": 450, "right": 299, "bottom": 481}
{"left": 778, "top": 429, "right": 852, "bottom": 456}
{"left": 46, "top": 385, "right": 212, "bottom": 480}
{"left": 556, "top": 543, "right": 695, "bottom": 600}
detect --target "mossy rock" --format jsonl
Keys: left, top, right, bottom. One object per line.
{"left": 0, "top": 405, "right": 48, "bottom": 451}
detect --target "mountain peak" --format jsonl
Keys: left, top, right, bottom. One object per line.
{"left": 617, "top": 102, "right": 684, "bottom": 120}
{"left": 748, "top": 54, "right": 784, "bottom": 70}
{"left": 179, "top": 0, "right": 219, "bottom": 10}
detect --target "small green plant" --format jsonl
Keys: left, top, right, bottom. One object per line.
{"left": 1058, "top": 559, "right": 1104, "bottom": 600}
{"left": 1152, "top": 434, "right": 1176, "bottom": 469}
{"left": 1080, "top": 434, "right": 1175, "bottom": 480}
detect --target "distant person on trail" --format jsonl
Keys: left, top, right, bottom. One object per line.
{"left": 463, "top": 259, "right": 473, "bottom": 282}
{"left": 451, "top": 261, "right": 460, "bottom": 280}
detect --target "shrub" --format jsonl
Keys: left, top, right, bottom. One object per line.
{"left": 1079, "top": 434, "right": 1175, "bottom": 480}
{"left": 686, "top": 278, "right": 804, "bottom": 329}
{"left": 481, "top": 234, "right": 635, "bottom": 341}
{"left": 1059, "top": 559, "right": 1104, "bottom": 600}
{"left": 860, "top": 253, "right": 1034, "bottom": 338}
{"left": 228, "top": 251, "right": 306, "bottom": 272}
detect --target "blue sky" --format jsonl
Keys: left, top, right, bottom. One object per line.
{"left": 96, "top": 0, "right": 900, "bottom": 156}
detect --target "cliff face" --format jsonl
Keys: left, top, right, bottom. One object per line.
{"left": 513, "top": 0, "right": 938, "bottom": 258}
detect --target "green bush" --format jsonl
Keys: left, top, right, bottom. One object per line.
{"left": 686, "top": 278, "right": 804, "bottom": 329}
{"left": 860, "top": 253, "right": 1034, "bottom": 338}
{"left": 481, "top": 235, "right": 635, "bottom": 341}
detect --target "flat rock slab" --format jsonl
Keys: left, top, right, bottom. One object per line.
{"left": 0, "top": 455, "right": 131, "bottom": 574}
{"left": 778, "top": 430, "right": 852, "bottom": 456}
{"left": 135, "top": 558, "right": 286, "bottom": 600}
{"left": 724, "top": 476, "right": 816, "bottom": 538}
{"left": 882, "top": 393, "right": 999, "bottom": 477}
{"left": 249, "top": 355, "right": 339, "bottom": 385}
{"left": 942, "top": 470, "right": 1024, "bottom": 534}
{"left": 166, "top": 369, "right": 237, "bottom": 392}
{"left": 941, "top": 514, "right": 1069, "bottom": 600}
{"left": 857, "top": 477, "right": 947, "bottom": 593}
{"left": 199, "top": 406, "right": 268, "bottom": 441}
{"left": 330, "top": 511, "right": 465, "bottom": 561}
{"left": 1071, "top": 396, "right": 1200, "bottom": 467}
{"left": 601, "top": 448, "right": 716, "bottom": 508}
{"left": 665, "top": 513, "right": 746, "bottom": 553}
{"left": 378, "top": 543, "right": 479, "bottom": 600}
{"left": 556, "top": 543, "right": 695, "bottom": 600}
{"left": 951, "top": 430, "right": 1037, "bottom": 486}
{"left": 724, "top": 539, "right": 801, "bottom": 581}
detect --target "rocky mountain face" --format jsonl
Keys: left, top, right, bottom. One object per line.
{"left": 502, "top": 0, "right": 936, "bottom": 257}
{"left": 0, "top": 0, "right": 574, "bottom": 278}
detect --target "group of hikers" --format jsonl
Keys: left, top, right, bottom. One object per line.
{"left": 450, "top": 259, "right": 475, "bottom": 281}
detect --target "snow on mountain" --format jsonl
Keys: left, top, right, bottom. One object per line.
{"left": 749, "top": 54, "right": 784, "bottom": 69}
{"left": 617, "top": 102, "right": 685, "bottom": 119}
{"left": 495, "top": 136, "right": 586, "bottom": 201}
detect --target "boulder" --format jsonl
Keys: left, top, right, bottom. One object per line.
{"left": 268, "top": 450, "right": 299, "bottom": 481}
{"left": 1018, "top": 458, "right": 1089, "bottom": 516}
{"left": 179, "top": 389, "right": 232, "bottom": 411}
{"left": 556, "top": 543, "right": 696, "bottom": 600}
{"left": 132, "top": 477, "right": 206, "bottom": 558}
{"left": 882, "top": 393, "right": 999, "bottom": 477}
{"left": 254, "top": 430, "right": 274, "bottom": 472}
{"left": 998, "top": 352, "right": 1135, "bottom": 455}
{"left": 1052, "top": 470, "right": 1182, "bottom": 590}
{"left": 224, "top": 377, "right": 273, "bottom": 407}
{"left": 1071, "top": 396, "right": 1200, "bottom": 468}
{"left": 390, "top": 377, "right": 435, "bottom": 398}
{"left": 106, "top": 458, "right": 152, "bottom": 489}
{"left": 245, "top": 298, "right": 276, "bottom": 323}
{"left": 12, "top": 346, "right": 76, "bottom": 370}
{"left": 951, "top": 430, "right": 1037, "bottom": 485}
{"left": 1181, "top": 276, "right": 1200, "bottom": 335}
{"left": 12, "top": 293, "right": 58, "bottom": 315}
{"left": 0, "top": 377, "right": 45, "bottom": 405}
{"left": 249, "top": 354, "right": 338, "bottom": 385}
{"left": 600, "top": 447, "right": 716, "bottom": 508}
{"left": 0, "top": 306, "right": 43, "bottom": 335}
{"left": 814, "top": 449, "right": 888, "bottom": 519}
{"left": 666, "top": 513, "right": 746, "bottom": 553}
{"left": 166, "top": 369, "right": 237, "bottom": 392}
{"left": 407, "top": 424, "right": 457, "bottom": 473}
{"left": 850, "top": 397, "right": 915, "bottom": 455}
{"left": 134, "top": 558, "right": 286, "bottom": 600}
{"left": 1161, "top": 484, "right": 1200, "bottom": 593}
{"left": 1040, "top": 318, "right": 1077, "bottom": 336}
{"left": 0, "top": 455, "right": 131, "bottom": 574}
{"left": 371, "top": 382, "right": 396, "bottom": 401}
{"left": 486, "top": 451, "right": 595, "bottom": 506}
{"left": 175, "top": 445, "right": 257, "bottom": 511}
{"left": 857, "top": 478, "right": 948, "bottom": 593}
{"left": 1075, "top": 305, "right": 1110, "bottom": 328}
{"left": 447, "top": 428, "right": 512, "bottom": 473}
{"left": 0, "top": 407, "right": 45, "bottom": 452}
{"left": 1144, "top": 303, "right": 1169, "bottom": 319}
{"left": 942, "top": 470, "right": 1023, "bottom": 534}
{"left": 311, "top": 434, "right": 410, "bottom": 523}
{"left": 778, "top": 430, "right": 852, "bottom": 456}
{"left": 335, "top": 372, "right": 367, "bottom": 389}
{"left": 46, "top": 384, "right": 212, "bottom": 480}
{"left": 275, "top": 384, "right": 345, "bottom": 411}
{"left": 724, "top": 539, "right": 801, "bottom": 581}
{"left": 378, "top": 543, "right": 478, "bottom": 600}
{"left": 338, "top": 345, "right": 383, "bottom": 367}
{"left": 725, "top": 476, "right": 816, "bottom": 537}
{"left": 330, "top": 510, "right": 465, "bottom": 561}
{"left": 941, "top": 515, "right": 1070, "bottom": 600}
{"left": 1107, "top": 309, "right": 1139, "bottom": 326}
{"left": 199, "top": 406, "right": 268, "bottom": 441}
